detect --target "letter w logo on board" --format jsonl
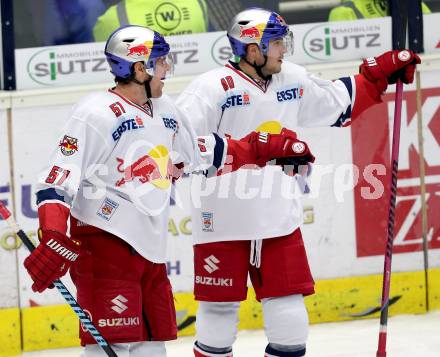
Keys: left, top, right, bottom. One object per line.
{"left": 111, "top": 295, "right": 128, "bottom": 314}
{"left": 203, "top": 255, "right": 220, "bottom": 273}
{"left": 160, "top": 11, "right": 175, "bottom": 21}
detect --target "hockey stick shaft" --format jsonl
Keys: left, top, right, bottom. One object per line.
{"left": 376, "top": 0, "right": 410, "bottom": 354}
{"left": 409, "top": 0, "right": 430, "bottom": 312}
{"left": 415, "top": 71, "right": 430, "bottom": 311}
{"left": 0, "top": 202, "right": 118, "bottom": 357}
{"left": 376, "top": 79, "right": 404, "bottom": 357}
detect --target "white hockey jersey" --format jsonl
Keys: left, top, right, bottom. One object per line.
{"left": 176, "top": 61, "right": 358, "bottom": 244}
{"left": 36, "top": 89, "right": 226, "bottom": 263}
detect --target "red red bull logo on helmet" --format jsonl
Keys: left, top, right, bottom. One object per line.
{"left": 239, "top": 23, "right": 266, "bottom": 41}
{"left": 239, "top": 26, "right": 260, "bottom": 39}
{"left": 115, "top": 145, "right": 172, "bottom": 190}
{"left": 127, "top": 41, "right": 153, "bottom": 58}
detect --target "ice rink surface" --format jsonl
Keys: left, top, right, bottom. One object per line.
{"left": 21, "top": 311, "right": 440, "bottom": 357}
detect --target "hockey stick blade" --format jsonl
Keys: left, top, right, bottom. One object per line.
{"left": 0, "top": 202, "right": 118, "bottom": 357}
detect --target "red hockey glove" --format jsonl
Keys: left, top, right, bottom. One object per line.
{"left": 23, "top": 230, "right": 81, "bottom": 293}
{"left": 242, "top": 128, "right": 315, "bottom": 166}
{"left": 226, "top": 128, "right": 315, "bottom": 170}
{"left": 359, "top": 50, "right": 421, "bottom": 93}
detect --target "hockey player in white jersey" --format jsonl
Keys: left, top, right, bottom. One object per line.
{"left": 22, "top": 25, "right": 316, "bottom": 357}
{"left": 176, "top": 8, "right": 421, "bottom": 357}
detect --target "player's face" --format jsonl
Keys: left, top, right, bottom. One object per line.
{"left": 149, "top": 57, "right": 170, "bottom": 98}
{"left": 262, "top": 38, "right": 287, "bottom": 75}
{"left": 149, "top": 76, "right": 164, "bottom": 98}
{"left": 146, "top": 54, "right": 175, "bottom": 80}
{"left": 262, "top": 32, "right": 294, "bottom": 76}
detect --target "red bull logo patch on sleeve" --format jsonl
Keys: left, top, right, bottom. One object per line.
{"left": 59, "top": 135, "right": 78, "bottom": 156}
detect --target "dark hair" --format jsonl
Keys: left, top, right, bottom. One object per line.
{"left": 114, "top": 74, "right": 134, "bottom": 84}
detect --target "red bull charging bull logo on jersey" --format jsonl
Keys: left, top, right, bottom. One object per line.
{"left": 127, "top": 41, "right": 153, "bottom": 59}
{"left": 115, "top": 145, "right": 173, "bottom": 190}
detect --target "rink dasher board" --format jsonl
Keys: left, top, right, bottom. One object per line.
{"left": 0, "top": 106, "right": 21, "bottom": 357}
{"left": 1, "top": 58, "right": 440, "bottom": 355}
{"left": 1, "top": 268, "right": 439, "bottom": 353}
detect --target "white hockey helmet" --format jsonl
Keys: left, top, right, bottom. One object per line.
{"left": 227, "top": 8, "right": 293, "bottom": 58}
{"left": 105, "top": 25, "right": 174, "bottom": 79}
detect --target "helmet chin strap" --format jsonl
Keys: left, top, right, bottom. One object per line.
{"left": 243, "top": 55, "right": 270, "bottom": 81}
